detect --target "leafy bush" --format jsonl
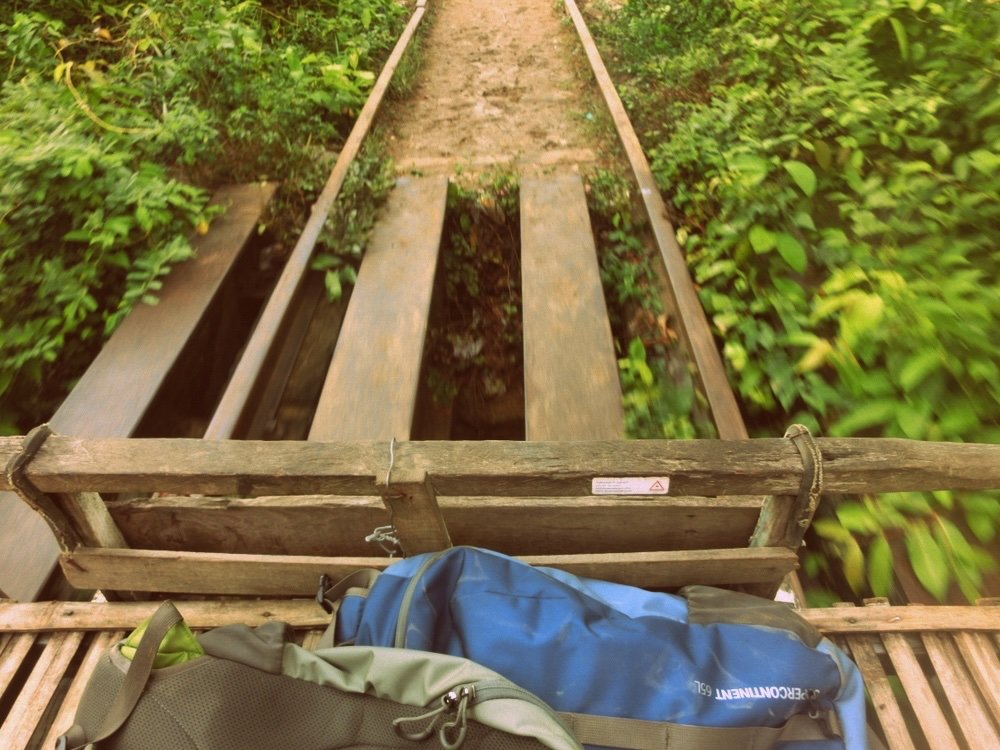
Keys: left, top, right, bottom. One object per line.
{"left": 0, "top": 0, "right": 405, "bottom": 433}
{"left": 596, "top": 0, "right": 1000, "bottom": 600}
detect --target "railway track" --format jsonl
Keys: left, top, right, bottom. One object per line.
{"left": 1, "top": 0, "right": 751, "bottom": 602}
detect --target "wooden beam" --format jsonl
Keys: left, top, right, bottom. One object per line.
{"left": 801, "top": 604, "right": 1000, "bottom": 633}
{"left": 105, "top": 494, "right": 762, "bottom": 556}
{"left": 308, "top": 177, "right": 449, "bottom": 441}
{"left": 0, "top": 601, "right": 328, "bottom": 633}
{"left": 563, "top": 0, "right": 747, "bottom": 440}
{"left": 376, "top": 468, "right": 452, "bottom": 555}
{"left": 58, "top": 547, "right": 797, "bottom": 595}
{"left": 520, "top": 174, "right": 624, "bottom": 440}
{"left": 3, "top": 436, "right": 1000, "bottom": 497}
{"left": 205, "top": 6, "right": 428, "bottom": 439}
{"left": 842, "top": 635, "right": 917, "bottom": 750}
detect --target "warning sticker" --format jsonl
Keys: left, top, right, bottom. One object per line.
{"left": 592, "top": 477, "right": 671, "bottom": 495}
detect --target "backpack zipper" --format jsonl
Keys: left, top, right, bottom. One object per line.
{"left": 392, "top": 678, "right": 570, "bottom": 750}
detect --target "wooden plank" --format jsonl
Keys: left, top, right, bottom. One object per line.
{"left": 58, "top": 547, "right": 797, "bottom": 596}
{"left": 308, "top": 177, "right": 449, "bottom": 440}
{"left": 520, "top": 174, "right": 624, "bottom": 440}
{"left": 301, "top": 631, "right": 323, "bottom": 651}
{"left": 41, "top": 631, "right": 124, "bottom": 749}
{"left": 106, "top": 494, "right": 761, "bottom": 556}
{"left": 6, "top": 436, "right": 1000, "bottom": 498}
{"left": 921, "top": 632, "right": 1000, "bottom": 748}
{"left": 954, "top": 631, "right": 1000, "bottom": 725}
{"left": 0, "top": 631, "right": 85, "bottom": 749}
{"left": 881, "top": 630, "right": 961, "bottom": 749}
{"left": 0, "top": 633, "right": 36, "bottom": 703}
{"left": 0, "top": 601, "right": 327, "bottom": 633}
{"left": 206, "top": 6, "right": 429, "bottom": 440}
{"left": 802, "top": 604, "right": 1000, "bottom": 633}
{"left": 563, "top": 0, "right": 746, "bottom": 440}
{"left": 844, "top": 635, "right": 916, "bottom": 750}
{"left": 376, "top": 468, "right": 452, "bottom": 555}
{"left": 0, "top": 183, "right": 276, "bottom": 604}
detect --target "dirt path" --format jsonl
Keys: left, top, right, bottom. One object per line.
{"left": 387, "top": 0, "right": 600, "bottom": 176}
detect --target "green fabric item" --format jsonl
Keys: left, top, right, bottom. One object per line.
{"left": 120, "top": 614, "right": 205, "bottom": 669}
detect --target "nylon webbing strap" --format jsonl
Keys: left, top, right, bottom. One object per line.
{"left": 60, "top": 601, "right": 184, "bottom": 750}
{"left": 317, "top": 568, "right": 380, "bottom": 648}
{"left": 558, "top": 711, "right": 835, "bottom": 750}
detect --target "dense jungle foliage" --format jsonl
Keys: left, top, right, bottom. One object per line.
{"left": 0, "top": 0, "right": 406, "bottom": 433}
{"left": 594, "top": 0, "right": 1000, "bottom": 602}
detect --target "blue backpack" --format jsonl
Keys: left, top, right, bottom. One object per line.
{"left": 323, "top": 547, "right": 868, "bottom": 750}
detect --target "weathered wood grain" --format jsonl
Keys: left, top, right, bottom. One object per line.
{"left": 308, "top": 177, "right": 449, "bottom": 441}
{"left": 58, "top": 547, "right": 797, "bottom": 595}
{"left": 205, "top": 6, "right": 428, "bottom": 440}
{"left": 4, "top": 437, "right": 1000, "bottom": 498}
{"left": 0, "top": 631, "right": 85, "bottom": 749}
{"left": 563, "top": 0, "right": 747, "bottom": 440}
{"left": 881, "top": 630, "right": 961, "bottom": 749}
{"left": 801, "top": 604, "right": 1000, "bottom": 633}
{"left": 105, "top": 494, "right": 762, "bottom": 556}
{"left": 0, "top": 633, "right": 36, "bottom": 703}
{"left": 0, "top": 183, "right": 276, "bottom": 604}
{"left": 921, "top": 632, "right": 999, "bottom": 749}
{"left": 954, "top": 631, "right": 1000, "bottom": 725}
{"left": 376, "top": 468, "right": 452, "bottom": 555}
{"left": 41, "top": 631, "right": 124, "bottom": 749}
{"left": 0, "top": 601, "right": 327, "bottom": 632}
{"left": 520, "top": 174, "right": 624, "bottom": 440}
{"left": 843, "top": 635, "right": 916, "bottom": 750}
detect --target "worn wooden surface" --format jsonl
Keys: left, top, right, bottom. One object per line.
{"left": 105, "top": 493, "right": 762, "bottom": 556}
{"left": 801, "top": 604, "right": 1000, "bottom": 632}
{"left": 58, "top": 547, "right": 797, "bottom": 595}
{"left": 4, "top": 436, "right": 1000, "bottom": 498}
{"left": 205, "top": 5, "right": 427, "bottom": 440}
{"left": 0, "top": 601, "right": 327, "bottom": 632}
{"left": 520, "top": 174, "right": 624, "bottom": 440}
{"left": 309, "top": 177, "right": 449, "bottom": 441}
{"left": 375, "top": 468, "right": 453, "bottom": 555}
{"left": 922, "top": 631, "right": 1000, "bottom": 748}
{"left": 0, "top": 184, "right": 275, "bottom": 604}
{"left": 563, "top": 0, "right": 746, "bottom": 440}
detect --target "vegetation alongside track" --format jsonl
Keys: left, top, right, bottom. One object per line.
{"left": 0, "top": 0, "right": 406, "bottom": 433}
{"left": 592, "top": 0, "right": 1000, "bottom": 602}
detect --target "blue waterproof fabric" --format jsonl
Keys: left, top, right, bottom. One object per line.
{"left": 335, "top": 547, "right": 867, "bottom": 750}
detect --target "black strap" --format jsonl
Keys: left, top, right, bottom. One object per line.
{"left": 59, "top": 601, "right": 184, "bottom": 750}
{"left": 317, "top": 569, "right": 380, "bottom": 648}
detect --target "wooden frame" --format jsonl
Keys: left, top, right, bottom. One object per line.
{"left": 2, "top": 435, "right": 998, "bottom": 597}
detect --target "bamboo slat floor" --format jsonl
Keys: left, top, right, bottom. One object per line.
{"left": 1, "top": 598, "right": 996, "bottom": 750}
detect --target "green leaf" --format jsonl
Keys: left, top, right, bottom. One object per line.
{"left": 888, "top": 18, "right": 910, "bottom": 62}
{"left": 748, "top": 224, "right": 776, "bottom": 253}
{"left": 775, "top": 233, "right": 807, "bottom": 272}
{"left": 783, "top": 160, "right": 817, "bottom": 197}
{"left": 966, "top": 513, "right": 996, "bottom": 544}
{"left": 831, "top": 399, "right": 898, "bottom": 436}
{"left": 899, "top": 350, "right": 940, "bottom": 393}
{"left": 931, "top": 491, "right": 954, "bottom": 510}
{"left": 843, "top": 536, "right": 866, "bottom": 593}
{"left": 905, "top": 523, "right": 950, "bottom": 601}
{"left": 836, "top": 501, "right": 880, "bottom": 534}
{"left": 813, "top": 140, "right": 833, "bottom": 171}
{"left": 324, "top": 270, "right": 343, "bottom": 300}
{"left": 729, "top": 154, "right": 770, "bottom": 185}
{"left": 867, "top": 534, "right": 894, "bottom": 597}
{"left": 813, "top": 518, "right": 852, "bottom": 543}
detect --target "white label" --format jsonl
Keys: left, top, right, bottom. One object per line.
{"left": 592, "top": 477, "right": 670, "bottom": 495}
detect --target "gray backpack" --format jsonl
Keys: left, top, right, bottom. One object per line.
{"left": 58, "top": 601, "right": 582, "bottom": 750}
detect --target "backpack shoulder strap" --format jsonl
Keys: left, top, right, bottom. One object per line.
{"left": 559, "top": 710, "right": 839, "bottom": 750}
{"left": 58, "top": 601, "right": 184, "bottom": 750}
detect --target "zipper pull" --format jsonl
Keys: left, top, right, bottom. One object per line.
{"left": 392, "top": 685, "right": 476, "bottom": 749}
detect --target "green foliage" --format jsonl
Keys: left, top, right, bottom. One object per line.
{"left": 597, "top": 0, "right": 1000, "bottom": 600}
{"left": 0, "top": 0, "right": 406, "bottom": 432}
{"left": 311, "top": 135, "right": 396, "bottom": 301}
{"left": 425, "top": 173, "right": 522, "bottom": 405}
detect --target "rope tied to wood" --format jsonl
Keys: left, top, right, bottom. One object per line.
{"left": 784, "top": 424, "right": 824, "bottom": 531}
{"left": 5, "top": 423, "right": 54, "bottom": 506}
{"left": 3, "top": 423, "right": 78, "bottom": 549}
